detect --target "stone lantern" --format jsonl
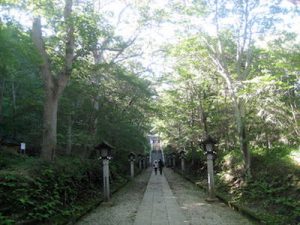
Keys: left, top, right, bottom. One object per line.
{"left": 143, "top": 155, "right": 146, "bottom": 169}
{"left": 201, "top": 136, "right": 217, "bottom": 202}
{"left": 137, "top": 154, "right": 143, "bottom": 170}
{"left": 178, "top": 150, "right": 186, "bottom": 172}
{"left": 146, "top": 155, "right": 149, "bottom": 168}
{"left": 170, "top": 152, "right": 176, "bottom": 168}
{"left": 95, "top": 141, "right": 114, "bottom": 201}
{"left": 128, "top": 152, "right": 136, "bottom": 178}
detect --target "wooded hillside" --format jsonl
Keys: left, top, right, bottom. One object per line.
{"left": 0, "top": 0, "right": 299, "bottom": 224}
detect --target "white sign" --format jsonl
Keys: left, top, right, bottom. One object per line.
{"left": 20, "top": 143, "right": 26, "bottom": 150}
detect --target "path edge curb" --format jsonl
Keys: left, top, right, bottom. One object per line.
{"left": 61, "top": 169, "right": 148, "bottom": 225}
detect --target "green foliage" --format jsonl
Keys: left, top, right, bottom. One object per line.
{"left": 215, "top": 146, "right": 300, "bottom": 225}
{"left": 1, "top": 2, "right": 154, "bottom": 156}
{"left": 0, "top": 152, "right": 108, "bottom": 223}
{"left": 0, "top": 22, "right": 38, "bottom": 71}
{"left": 239, "top": 174, "right": 300, "bottom": 224}
{"left": 56, "top": 61, "right": 153, "bottom": 155}
{"left": 1, "top": 0, "right": 299, "bottom": 224}
{"left": 0, "top": 212, "right": 15, "bottom": 225}
{"left": 178, "top": 146, "right": 299, "bottom": 224}
{"left": 0, "top": 21, "right": 43, "bottom": 146}
{"left": 0, "top": 149, "right": 135, "bottom": 224}
{"left": 156, "top": 0, "right": 300, "bottom": 180}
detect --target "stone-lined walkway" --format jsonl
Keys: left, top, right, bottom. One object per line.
{"left": 133, "top": 171, "right": 188, "bottom": 225}
{"left": 76, "top": 168, "right": 254, "bottom": 225}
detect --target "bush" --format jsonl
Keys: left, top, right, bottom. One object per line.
{"left": 215, "top": 146, "right": 300, "bottom": 225}
{"left": 0, "top": 152, "right": 104, "bottom": 224}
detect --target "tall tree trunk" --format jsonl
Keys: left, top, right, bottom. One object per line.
{"left": 211, "top": 55, "right": 251, "bottom": 176}
{"left": 196, "top": 90, "right": 208, "bottom": 137}
{"left": 199, "top": 102, "right": 208, "bottom": 137}
{"left": 11, "top": 82, "right": 17, "bottom": 137}
{"left": 238, "top": 113, "right": 250, "bottom": 176}
{"left": 42, "top": 90, "right": 59, "bottom": 160}
{"left": 32, "top": 0, "right": 74, "bottom": 161}
{"left": 228, "top": 79, "right": 250, "bottom": 176}
{"left": 0, "top": 80, "right": 4, "bottom": 123}
{"left": 202, "top": 0, "right": 253, "bottom": 177}
{"left": 190, "top": 141, "right": 196, "bottom": 167}
{"left": 265, "top": 129, "right": 271, "bottom": 149}
{"left": 11, "top": 82, "right": 16, "bottom": 111}
{"left": 290, "top": 103, "right": 300, "bottom": 136}
{"left": 224, "top": 95, "right": 231, "bottom": 150}
{"left": 66, "top": 114, "right": 72, "bottom": 155}
{"left": 231, "top": 93, "right": 250, "bottom": 176}
{"left": 93, "top": 97, "right": 99, "bottom": 142}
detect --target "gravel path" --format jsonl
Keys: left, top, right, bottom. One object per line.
{"left": 164, "top": 168, "right": 254, "bottom": 225}
{"left": 76, "top": 169, "right": 151, "bottom": 225}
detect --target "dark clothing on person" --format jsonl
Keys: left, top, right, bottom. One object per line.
{"left": 153, "top": 160, "right": 158, "bottom": 175}
{"left": 158, "top": 159, "right": 164, "bottom": 175}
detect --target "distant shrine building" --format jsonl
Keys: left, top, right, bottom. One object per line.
{"left": 148, "top": 134, "right": 164, "bottom": 164}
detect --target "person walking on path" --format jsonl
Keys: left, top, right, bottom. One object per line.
{"left": 153, "top": 160, "right": 158, "bottom": 175}
{"left": 158, "top": 159, "right": 164, "bottom": 175}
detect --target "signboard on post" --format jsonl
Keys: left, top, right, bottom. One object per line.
{"left": 20, "top": 143, "right": 26, "bottom": 154}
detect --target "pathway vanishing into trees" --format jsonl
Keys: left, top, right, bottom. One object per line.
{"left": 76, "top": 168, "right": 254, "bottom": 225}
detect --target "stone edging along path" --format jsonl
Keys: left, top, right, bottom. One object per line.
{"left": 63, "top": 180, "right": 129, "bottom": 225}
{"left": 61, "top": 169, "right": 146, "bottom": 225}
{"left": 173, "top": 169, "right": 264, "bottom": 225}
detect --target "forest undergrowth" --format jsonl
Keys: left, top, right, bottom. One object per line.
{"left": 175, "top": 145, "right": 300, "bottom": 225}
{"left": 0, "top": 149, "right": 130, "bottom": 225}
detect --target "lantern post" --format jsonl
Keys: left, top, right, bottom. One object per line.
{"left": 170, "top": 152, "right": 176, "bottom": 168}
{"left": 201, "top": 136, "right": 217, "bottom": 202}
{"left": 137, "top": 154, "right": 143, "bottom": 170}
{"left": 95, "top": 141, "right": 114, "bottom": 201}
{"left": 128, "top": 152, "right": 136, "bottom": 178}
{"left": 179, "top": 150, "right": 186, "bottom": 172}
